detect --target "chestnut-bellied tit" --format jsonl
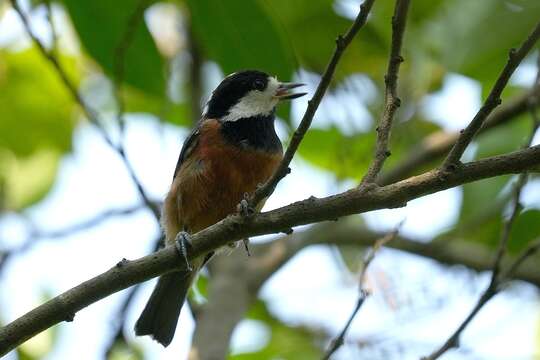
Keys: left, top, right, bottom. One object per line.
{"left": 134, "top": 70, "right": 306, "bottom": 347}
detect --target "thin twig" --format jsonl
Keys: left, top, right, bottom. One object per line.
{"left": 0, "top": 206, "right": 143, "bottom": 273}
{"left": 423, "top": 115, "right": 539, "bottom": 360}
{"left": 422, "top": 242, "right": 540, "bottom": 360}
{"left": 360, "top": 0, "right": 411, "bottom": 186}
{"left": 10, "top": 0, "right": 160, "bottom": 219}
{"left": 443, "top": 20, "right": 540, "bottom": 168}
{"left": 43, "top": 0, "right": 58, "bottom": 57}
{"left": 27, "top": 206, "right": 143, "bottom": 240}
{"left": 322, "top": 228, "right": 399, "bottom": 360}
{"left": 187, "top": 23, "right": 204, "bottom": 124}
{"left": 502, "top": 238, "right": 540, "bottom": 280}
{"left": 249, "top": 0, "right": 377, "bottom": 208}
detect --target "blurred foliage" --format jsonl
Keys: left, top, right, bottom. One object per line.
{"left": 60, "top": 0, "right": 165, "bottom": 97}
{"left": 16, "top": 326, "right": 57, "bottom": 360}
{"left": 107, "top": 341, "right": 145, "bottom": 360}
{"left": 508, "top": 209, "right": 540, "bottom": 253}
{"left": 15, "top": 292, "right": 59, "bottom": 360}
{"left": 188, "top": 0, "right": 294, "bottom": 80}
{"left": 424, "top": 0, "right": 540, "bottom": 96}
{"left": 231, "top": 300, "right": 321, "bottom": 359}
{"left": 187, "top": 0, "right": 295, "bottom": 120}
{"left": 0, "top": 48, "right": 77, "bottom": 209}
{"left": 298, "top": 118, "right": 440, "bottom": 179}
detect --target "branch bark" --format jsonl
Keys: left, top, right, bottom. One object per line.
{"left": 1, "top": 145, "right": 539, "bottom": 355}
{"left": 361, "top": 0, "right": 410, "bottom": 185}
{"left": 322, "top": 229, "right": 398, "bottom": 360}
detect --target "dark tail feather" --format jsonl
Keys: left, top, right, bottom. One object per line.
{"left": 134, "top": 271, "right": 193, "bottom": 347}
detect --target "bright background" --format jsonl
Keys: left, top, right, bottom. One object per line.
{"left": 0, "top": 0, "right": 539, "bottom": 359}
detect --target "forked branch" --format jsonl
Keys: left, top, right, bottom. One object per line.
{"left": 249, "top": 0, "right": 377, "bottom": 207}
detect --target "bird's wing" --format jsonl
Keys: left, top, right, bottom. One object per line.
{"left": 172, "top": 120, "right": 204, "bottom": 180}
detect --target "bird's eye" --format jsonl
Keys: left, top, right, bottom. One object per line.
{"left": 253, "top": 79, "right": 265, "bottom": 91}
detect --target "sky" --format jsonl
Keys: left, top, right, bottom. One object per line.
{"left": 0, "top": 1, "right": 539, "bottom": 360}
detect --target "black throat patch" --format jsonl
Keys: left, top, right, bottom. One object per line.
{"left": 220, "top": 113, "right": 282, "bottom": 153}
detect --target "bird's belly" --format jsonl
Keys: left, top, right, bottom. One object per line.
{"left": 179, "top": 144, "right": 281, "bottom": 233}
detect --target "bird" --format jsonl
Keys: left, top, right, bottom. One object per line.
{"left": 134, "top": 70, "right": 306, "bottom": 347}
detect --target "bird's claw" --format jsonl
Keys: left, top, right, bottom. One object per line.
{"left": 174, "top": 231, "right": 193, "bottom": 271}
{"left": 237, "top": 193, "right": 255, "bottom": 217}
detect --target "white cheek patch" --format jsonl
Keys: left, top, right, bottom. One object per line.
{"left": 222, "top": 77, "right": 280, "bottom": 122}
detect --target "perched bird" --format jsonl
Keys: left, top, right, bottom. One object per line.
{"left": 134, "top": 70, "right": 306, "bottom": 346}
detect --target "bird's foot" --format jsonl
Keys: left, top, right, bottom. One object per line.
{"left": 237, "top": 193, "right": 255, "bottom": 218}
{"left": 174, "top": 231, "right": 193, "bottom": 271}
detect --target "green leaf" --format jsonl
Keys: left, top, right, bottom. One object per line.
{"left": 187, "top": 0, "right": 295, "bottom": 80}
{"left": 423, "top": 0, "right": 540, "bottom": 90}
{"left": 0, "top": 48, "right": 77, "bottom": 210}
{"left": 475, "top": 115, "right": 531, "bottom": 159}
{"left": 457, "top": 114, "right": 531, "bottom": 223}
{"left": 508, "top": 209, "right": 540, "bottom": 253}
{"left": 459, "top": 176, "right": 510, "bottom": 223}
{"left": 0, "top": 149, "right": 62, "bottom": 211}
{"left": 60, "top": 0, "right": 165, "bottom": 96}
{"left": 298, "top": 127, "right": 374, "bottom": 180}
{"left": 0, "top": 49, "right": 76, "bottom": 156}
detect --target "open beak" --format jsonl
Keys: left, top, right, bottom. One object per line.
{"left": 274, "top": 82, "right": 307, "bottom": 100}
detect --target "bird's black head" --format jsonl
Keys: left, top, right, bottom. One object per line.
{"left": 204, "top": 70, "right": 306, "bottom": 121}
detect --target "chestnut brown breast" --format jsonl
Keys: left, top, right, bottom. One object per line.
{"left": 163, "top": 119, "right": 282, "bottom": 242}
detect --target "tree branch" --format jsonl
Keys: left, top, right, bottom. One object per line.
{"left": 1, "top": 144, "right": 539, "bottom": 355}
{"left": 249, "top": 0, "right": 377, "bottom": 207}
{"left": 443, "top": 20, "right": 540, "bottom": 168}
{"left": 103, "top": 235, "right": 163, "bottom": 358}
{"left": 361, "top": 0, "right": 410, "bottom": 185}
{"left": 380, "top": 87, "right": 540, "bottom": 185}
{"left": 423, "top": 116, "right": 539, "bottom": 360}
